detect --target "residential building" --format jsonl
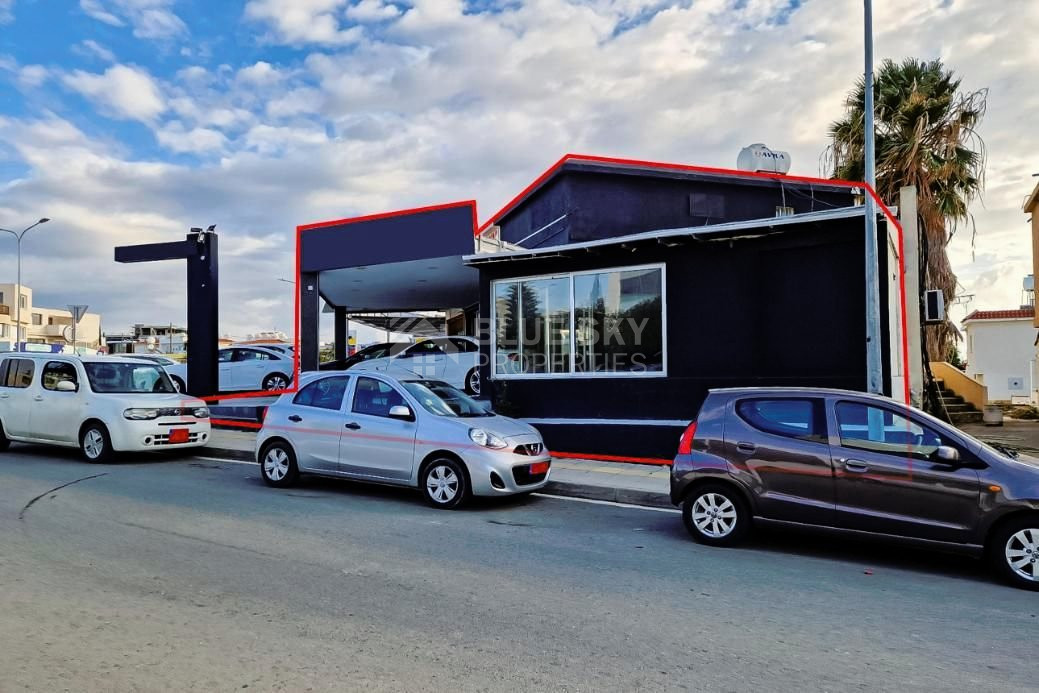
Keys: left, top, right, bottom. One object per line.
{"left": 963, "top": 307, "right": 1037, "bottom": 403}
{"left": 0, "top": 284, "right": 103, "bottom": 353}
{"left": 106, "top": 324, "right": 188, "bottom": 355}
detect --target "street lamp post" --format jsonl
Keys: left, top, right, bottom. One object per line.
{"left": 863, "top": 0, "right": 883, "bottom": 394}
{"left": 1, "top": 218, "right": 50, "bottom": 352}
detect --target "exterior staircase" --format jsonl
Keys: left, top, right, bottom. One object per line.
{"left": 935, "top": 378, "right": 983, "bottom": 425}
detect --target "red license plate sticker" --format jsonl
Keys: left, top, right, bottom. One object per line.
{"left": 530, "top": 462, "right": 549, "bottom": 475}
{"left": 168, "top": 429, "right": 190, "bottom": 444}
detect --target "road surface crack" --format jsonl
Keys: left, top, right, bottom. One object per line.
{"left": 18, "top": 473, "right": 109, "bottom": 520}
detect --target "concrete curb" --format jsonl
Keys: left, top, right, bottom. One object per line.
{"left": 204, "top": 446, "right": 673, "bottom": 510}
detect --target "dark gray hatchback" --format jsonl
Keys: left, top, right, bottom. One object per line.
{"left": 670, "top": 387, "right": 1039, "bottom": 590}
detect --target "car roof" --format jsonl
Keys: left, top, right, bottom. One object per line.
{"left": 708, "top": 386, "right": 905, "bottom": 405}
{"left": 2, "top": 353, "right": 145, "bottom": 365}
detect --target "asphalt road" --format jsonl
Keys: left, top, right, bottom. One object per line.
{"left": 1, "top": 446, "right": 1037, "bottom": 692}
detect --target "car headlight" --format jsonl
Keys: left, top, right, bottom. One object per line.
{"left": 124, "top": 408, "right": 160, "bottom": 420}
{"left": 193, "top": 407, "right": 210, "bottom": 419}
{"left": 469, "top": 428, "right": 508, "bottom": 449}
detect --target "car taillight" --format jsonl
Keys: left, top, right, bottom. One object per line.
{"left": 677, "top": 421, "right": 698, "bottom": 455}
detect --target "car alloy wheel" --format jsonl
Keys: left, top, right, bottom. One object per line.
{"left": 260, "top": 442, "right": 298, "bottom": 487}
{"left": 682, "top": 483, "right": 750, "bottom": 547}
{"left": 264, "top": 374, "right": 289, "bottom": 391}
{"left": 171, "top": 376, "right": 185, "bottom": 393}
{"left": 466, "top": 368, "right": 481, "bottom": 396}
{"left": 1005, "top": 528, "right": 1039, "bottom": 583}
{"left": 691, "top": 493, "right": 737, "bottom": 538}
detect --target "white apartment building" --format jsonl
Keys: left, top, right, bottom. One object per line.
{"left": 0, "top": 284, "right": 103, "bottom": 353}
{"left": 963, "top": 307, "right": 1037, "bottom": 403}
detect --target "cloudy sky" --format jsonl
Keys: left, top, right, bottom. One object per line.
{"left": 0, "top": 0, "right": 1035, "bottom": 342}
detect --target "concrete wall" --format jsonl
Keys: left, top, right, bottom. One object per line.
{"left": 964, "top": 318, "right": 1037, "bottom": 402}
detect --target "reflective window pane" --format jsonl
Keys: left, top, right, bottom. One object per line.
{"left": 518, "top": 277, "right": 571, "bottom": 374}
{"left": 574, "top": 268, "right": 663, "bottom": 373}
{"left": 494, "top": 282, "right": 521, "bottom": 375}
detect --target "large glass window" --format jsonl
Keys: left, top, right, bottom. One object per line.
{"left": 493, "top": 265, "right": 664, "bottom": 377}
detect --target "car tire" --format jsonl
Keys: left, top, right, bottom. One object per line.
{"left": 420, "top": 457, "right": 469, "bottom": 510}
{"left": 80, "top": 423, "right": 114, "bottom": 464}
{"left": 263, "top": 373, "right": 290, "bottom": 391}
{"left": 0, "top": 420, "right": 10, "bottom": 452}
{"left": 464, "top": 368, "right": 480, "bottom": 396}
{"left": 260, "top": 441, "right": 299, "bottom": 488}
{"left": 988, "top": 516, "right": 1039, "bottom": 591}
{"left": 682, "top": 483, "right": 751, "bottom": 547}
{"left": 170, "top": 375, "right": 186, "bottom": 393}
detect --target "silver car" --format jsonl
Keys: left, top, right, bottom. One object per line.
{"left": 255, "top": 372, "right": 551, "bottom": 508}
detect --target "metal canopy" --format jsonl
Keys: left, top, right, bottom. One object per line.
{"left": 318, "top": 255, "right": 479, "bottom": 312}
{"left": 465, "top": 206, "right": 868, "bottom": 265}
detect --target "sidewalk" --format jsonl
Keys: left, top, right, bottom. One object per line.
{"left": 204, "top": 429, "right": 672, "bottom": 508}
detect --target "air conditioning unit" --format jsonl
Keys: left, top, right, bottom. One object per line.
{"left": 924, "top": 289, "right": 945, "bottom": 324}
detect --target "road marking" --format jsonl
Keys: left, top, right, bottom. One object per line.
{"left": 531, "top": 493, "right": 680, "bottom": 514}
{"left": 190, "top": 455, "right": 678, "bottom": 513}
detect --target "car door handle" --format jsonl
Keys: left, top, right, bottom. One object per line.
{"left": 735, "top": 442, "right": 756, "bottom": 454}
{"left": 33, "top": 395, "right": 44, "bottom": 402}
{"left": 844, "top": 460, "right": 869, "bottom": 473}
{"left": 288, "top": 415, "right": 303, "bottom": 423}
{"left": 344, "top": 422, "right": 361, "bottom": 430}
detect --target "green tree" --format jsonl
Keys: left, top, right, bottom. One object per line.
{"left": 824, "top": 58, "right": 987, "bottom": 361}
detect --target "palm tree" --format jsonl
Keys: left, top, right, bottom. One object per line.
{"left": 824, "top": 58, "right": 987, "bottom": 362}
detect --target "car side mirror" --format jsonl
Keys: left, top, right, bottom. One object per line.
{"left": 935, "top": 445, "right": 960, "bottom": 463}
{"left": 56, "top": 380, "right": 78, "bottom": 392}
{"left": 388, "top": 405, "right": 414, "bottom": 421}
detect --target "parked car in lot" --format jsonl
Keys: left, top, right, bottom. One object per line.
{"left": 671, "top": 387, "right": 1039, "bottom": 590}
{"left": 256, "top": 371, "right": 549, "bottom": 508}
{"left": 348, "top": 337, "right": 482, "bottom": 395}
{"left": 319, "top": 341, "right": 409, "bottom": 372}
{"left": 164, "top": 345, "right": 293, "bottom": 393}
{"left": 0, "top": 353, "right": 210, "bottom": 462}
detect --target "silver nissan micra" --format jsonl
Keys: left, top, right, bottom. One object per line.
{"left": 255, "top": 371, "right": 551, "bottom": 508}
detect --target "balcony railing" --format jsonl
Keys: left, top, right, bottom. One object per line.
{"left": 0, "top": 305, "right": 9, "bottom": 316}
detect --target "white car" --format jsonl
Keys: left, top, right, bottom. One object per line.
{"left": 350, "top": 336, "right": 482, "bottom": 395}
{"left": 164, "top": 346, "right": 294, "bottom": 393}
{"left": 0, "top": 353, "right": 211, "bottom": 462}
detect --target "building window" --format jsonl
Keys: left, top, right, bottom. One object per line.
{"left": 32, "top": 313, "right": 43, "bottom": 326}
{"left": 0, "top": 324, "right": 7, "bottom": 338}
{"left": 492, "top": 264, "right": 665, "bottom": 378}
{"left": 19, "top": 294, "right": 27, "bottom": 309}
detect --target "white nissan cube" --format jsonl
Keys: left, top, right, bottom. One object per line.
{"left": 0, "top": 353, "right": 211, "bottom": 462}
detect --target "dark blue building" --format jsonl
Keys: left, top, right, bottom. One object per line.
{"left": 298, "top": 156, "right": 904, "bottom": 462}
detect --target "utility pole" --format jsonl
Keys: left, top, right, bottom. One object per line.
{"left": 863, "top": 0, "right": 883, "bottom": 394}
{"left": 1, "top": 218, "right": 49, "bottom": 352}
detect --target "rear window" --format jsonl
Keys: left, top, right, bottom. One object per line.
{"left": 736, "top": 398, "right": 826, "bottom": 442}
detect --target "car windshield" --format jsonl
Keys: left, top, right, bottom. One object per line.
{"left": 402, "top": 380, "right": 492, "bottom": 418}
{"left": 85, "top": 362, "right": 177, "bottom": 393}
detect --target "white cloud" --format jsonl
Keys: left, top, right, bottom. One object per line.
{"left": 18, "top": 64, "right": 49, "bottom": 87}
{"left": 156, "top": 121, "right": 228, "bottom": 154}
{"left": 0, "top": 0, "right": 14, "bottom": 24}
{"left": 80, "top": 0, "right": 187, "bottom": 39}
{"left": 62, "top": 64, "right": 166, "bottom": 122}
{"left": 244, "top": 0, "right": 364, "bottom": 45}
{"left": 236, "top": 61, "right": 286, "bottom": 86}
{"left": 74, "top": 39, "right": 117, "bottom": 63}
{"left": 344, "top": 0, "right": 400, "bottom": 23}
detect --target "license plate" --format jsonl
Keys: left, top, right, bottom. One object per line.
{"left": 168, "top": 429, "right": 190, "bottom": 444}
{"left": 529, "top": 461, "right": 549, "bottom": 475}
